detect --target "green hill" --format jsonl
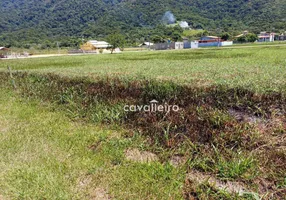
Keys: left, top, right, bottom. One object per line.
{"left": 0, "top": 0, "right": 285, "bottom": 47}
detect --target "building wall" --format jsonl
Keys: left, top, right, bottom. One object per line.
{"left": 198, "top": 41, "right": 233, "bottom": 47}
{"left": 258, "top": 38, "right": 268, "bottom": 42}
{"left": 184, "top": 41, "right": 199, "bottom": 49}
{"left": 199, "top": 42, "right": 221, "bottom": 47}
{"left": 154, "top": 40, "right": 230, "bottom": 50}
{"left": 191, "top": 42, "right": 199, "bottom": 48}
{"left": 221, "top": 41, "right": 233, "bottom": 46}
{"left": 153, "top": 43, "right": 175, "bottom": 50}
{"left": 183, "top": 42, "right": 191, "bottom": 49}
{"left": 175, "top": 42, "right": 184, "bottom": 49}
{"left": 258, "top": 37, "right": 273, "bottom": 42}
{"left": 270, "top": 35, "right": 275, "bottom": 42}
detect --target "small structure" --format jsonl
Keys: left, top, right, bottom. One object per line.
{"left": 198, "top": 36, "right": 233, "bottom": 47}
{"left": 277, "top": 33, "right": 286, "bottom": 41}
{"left": 0, "top": 47, "right": 9, "bottom": 58}
{"left": 183, "top": 41, "right": 199, "bottom": 49}
{"left": 153, "top": 40, "right": 199, "bottom": 50}
{"left": 139, "top": 42, "right": 154, "bottom": 48}
{"left": 152, "top": 42, "right": 175, "bottom": 50}
{"left": 191, "top": 41, "right": 199, "bottom": 48}
{"left": 151, "top": 42, "right": 175, "bottom": 50}
{"left": 198, "top": 36, "right": 221, "bottom": 47}
{"left": 221, "top": 41, "right": 233, "bottom": 46}
{"left": 80, "top": 40, "right": 111, "bottom": 53}
{"left": 175, "top": 42, "right": 184, "bottom": 49}
{"left": 257, "top": 32, "right": 275, "bottom": 42}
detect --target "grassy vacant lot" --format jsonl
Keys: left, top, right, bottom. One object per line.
{"left": 1, "top": 46, "right": 286, "bottom": 93}
{"left": 0, "top": 45, "right": 285, "bottom": 199}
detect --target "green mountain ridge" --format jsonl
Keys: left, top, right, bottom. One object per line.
{"left": 0, "top": 0, "right": 285, "bottom": 47}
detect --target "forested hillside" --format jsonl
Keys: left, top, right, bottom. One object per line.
{"left": 0, "top": 0, "right": 285, "bottom": 47}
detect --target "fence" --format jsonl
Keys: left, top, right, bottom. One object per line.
{"left": 199, "top": 42, "right": 221, "bottom": 47}
{"left": 68, "top": 50, "right": 98, "bottom": 54}
{"left": 152, "top": 41, "right": 200, "bottom": 50}
{"left": 152, "top": 43, "right": 175, "bottom": 50}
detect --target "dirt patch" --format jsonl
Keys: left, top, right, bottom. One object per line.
{"left": 228, "top": 108, "right": 265, "bottom": 125}
{"left": 0, "top": 120, "right": 10, "bottom": 133}
{"left": 169, "top": 155, "right": 186, "bottom": 167}
{"left": 0, "top": 126, "right": 9, "bottom": 133}
{"left": 253, "top": 178, "right": 286, "bottom": 199}
{"left": 228, "top": 108, "right": 286, "bottom": 132}
{"left": 78, "top": 176, "right": 93, "bottom": 189}
{"left": 77, "top": 176, "right": 111, "bottom": 200}
{"left": 125, "top": 148, "right": 158, "bottom": 163}
{"left": 253, "top": 178, "right": 276, "bottom": 195}
{"left": 186, "top": 170, "right": 253, "bottom": 196}
{"left": 90, "top": 188, "right": 110, "bottom": 200}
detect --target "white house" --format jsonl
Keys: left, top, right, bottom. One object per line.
{"left": 80, "top": 40, "right": 111, "bottom": 51}
{"left": 257, "top": 32, "right": 275, "bottom": 42}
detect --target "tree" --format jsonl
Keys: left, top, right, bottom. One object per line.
{"left": 196, "top": 30, "right": 209, "bottom": 37}
{"left": 173, "top": 25, "right": 184, "bottom": 34}
{"left": 246, "top": 33, "right": 258, "bottom": 42}
{"left": 106, "top": 33, "right": 125, "bottom": 54}
{"left": 171, "top": 32, "right": 182, "bottom": 42}
{"left": 221, "top": 32, "right": 230, "bottom": 41}
{"left": 151, "top": 35, "right": 164, "bottom": 43}
{"left": 237, "top": 35, "right": 247, "bottom": 43}
{"left": 237, "top": 33, "right": 258, "bottom": 43}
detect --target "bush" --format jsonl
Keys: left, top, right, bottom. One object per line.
{"left": 237, "top": 33, "right": 258, "bottom": 43}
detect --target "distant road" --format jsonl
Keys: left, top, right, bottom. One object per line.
{"left": 3, "top": 53, "right": 87, "bottom": 60}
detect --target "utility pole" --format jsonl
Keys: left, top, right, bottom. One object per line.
{"left": 148, "top": 34, "right": 150, "bottom": 50}
{"left": 217, "top": 28, "right": 220, "bottom": 48}
{"left": 82, "top": 36, "right": 85, "bottom": 54}
{"left": 57, "top": 41, "right": 60, "bottom": 54}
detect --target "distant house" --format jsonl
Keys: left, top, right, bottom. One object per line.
{"left": 198, "top": 36, "right": 233, "bottom": 47}
{"left": 0, "top": 47, "right": 9, "bottom": 58}
{"left": 80, "top": 40, "right": 111, "bottom": 52}
{"left": 0, "top": 47, "right": 9, "bottom": 51}
{"left": 257, "top": 32, "right": 275, "bottom": 42}
{"left": 277, "top": 33, "right": 286, "bottom": 41}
